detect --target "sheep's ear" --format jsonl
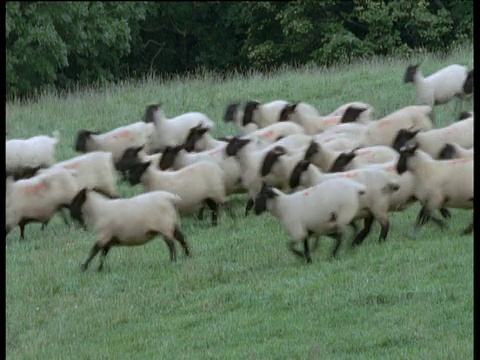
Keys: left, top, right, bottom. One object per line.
{"left": 290, "top": 160, "right": 311, "bottom": 189}
{"left": 438, "top": 143, "right": 456, "bottom": 160}
{"left": 224, "top": 103, "right": 240, "bottom": 122}
{"left": 159, "top": 146, "right": 182, "bottom": 170}
{"left": 304, "top": 140, "right": 319, "bottom": 161}
{"left": 225, "top": 136, "right": 251, "bottom": 156}
{"left": 329, "top": 151, "right": 357, "bottom": 173}
{"left": 75, "top": 130, "right": 98, "bottom": 152}
{"left": 392, "top": 128, "right": 419, "bottom": 152}
{"left": 404, "top": 64, "right": 419, "bottom": 83}
{"left": 458, "top": 111, "right": 472, "bottom": 121}
{"left": 242, "top": 100, "right": 260, "bottom": 126}
{"left": 144, "top": 104, "right": 161, "bottom": 123}
{"left": 261, "top": 147, "right": 286, "bottom": 177}
{"left": 278, "top": 103, "right": 297, "bottom": 122}
{"left": 340, "top": 106, "right": 367, "bottom": 123}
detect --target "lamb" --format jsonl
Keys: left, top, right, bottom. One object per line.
{"left": 391, "top": 116, "right": 473, "bottom": 158}
{"left": 223, "top": 102, "right": 259, "bottom": 135}
{"left": 126, "top": 160, "right": 227, "bottom": 226}
{"left": 69, "top": 188, "right": 189, "bottom": 271}
{"left": 143, "top": 104, "right": 215, "bottom": 152}
{"left": 253, "top": 179, "right": 367, "bottom": 263}
{"left": 438, "top": 143, "right": 474, "bottom": 161}
{"left": 288, "top": 160, "right": 400, "bottom": 246}
{"left": 396, "top": 144, "right": 473, "bottom": 236}
{"left": 6, "top": 131, "right": 60, "bottom": 180}
{"left": 75, "top": 121, "right": 155, "bottom": 163}
{"left": 404, "top": 63, "right": 474, "bottom": 107}
{"left": 242, "top": 100, "right": 290, "bottom": 128}
{"left": 45, "top": 151, "right": 120, "bottom": 199}
{"left": 6, "top": 168, "right": 79, "bottom": 240}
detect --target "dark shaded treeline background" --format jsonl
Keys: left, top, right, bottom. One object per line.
{"left": 6, "top": 1, "right": 473, "bottom": 100}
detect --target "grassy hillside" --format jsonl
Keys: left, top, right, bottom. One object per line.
{"left": 5, "top": 43, "right": 473, "bottom": 359}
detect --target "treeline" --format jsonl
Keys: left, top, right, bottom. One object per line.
{"left": 6, "top": 1, "right": 473, "bottom": 99}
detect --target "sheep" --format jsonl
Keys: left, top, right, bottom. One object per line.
{"left": 242, "top": 100, "right": 290, "bottom": 128}
{"left": 278, "top": 102, "right": 373, "bottom": 134}
{"left": 391, "top": 116, "right": 473, "bottom": 158}
{"left": 404, "top": 63, "right": 474, "bottom": 107}
{"left": 288, "top": 160, "right": 400, "bottom": 246}
{"left": 253, "top": 179, "right": 367, "bottom": 263}
{"left": 6, "top": 168, "right": 79, "bottom": 240}
{"left": 126, "top": 160, "right": 227, "bottom": 226}
{"left": 396, "top": 144, "right": 473, "bottom": 236}
{"left": 6, "top": 131, "right": 60, "bottom": 180}
{"left": 144, "top": 104, "right": 215, "bottom": 152}
{"left": 223, "top": 102, "right": 259, "bottom": 135}
{"left": 46, "top": 151, "right": 120, "bottom": 199}
{"left": 69, "top": 188, "right": 189, "bottom": 271}
{"left": 438, "top": 143, "right": 474, "bottom": 161}
{"left": 75, "top": 121, "right": 156, "bottom": 163}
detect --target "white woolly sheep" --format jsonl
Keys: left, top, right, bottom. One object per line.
{"left": 392, "top": 116, "right": 473, "bottom": 158}
{"left": 396, "top": 144, "right": 473, "bottom": 236}
{"left": 46, "top": 151, "right": 120, "bottom": 199}
{"left": 288, "top": 160, "right": 400, "bottom": 245}
{"left": 126, "top": 160, "right": 227, "bottom": 226}
{"left": 6, "top": 168, "right": 79, "bottom": 240}
{"left": 253, "top": 178, "right": 367, "bottom": 263}
{"left": 242, "top": 100, "right": 290, "bottom": 128}
{"left": 6, "top": 131, "right": 60, "bottom": 180}
{"left": 75, "top": 121, "right": 155, "bottom": 163}
{"left": 69, "top": 188, "right": 189, "bottom": 271}
{"left": 404, "top": 63, "right": 473, "bottom": 107}
{"left": 144, "top": 104, "right": 215, "bottom": 152}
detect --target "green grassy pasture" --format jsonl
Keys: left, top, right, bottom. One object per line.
{"left": 6, "top": 44, "right": 473, "bottom": 359}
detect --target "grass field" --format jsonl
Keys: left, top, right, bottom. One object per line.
{"left": 5, "top": 43, "right": 473, "bottom": 359}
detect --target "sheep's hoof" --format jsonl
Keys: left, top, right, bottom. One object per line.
{"left": 305, "top": 257, "right": 312, "bottom": 264}
{"left": 80, "top": 263, "right": 88, "bottom": 272}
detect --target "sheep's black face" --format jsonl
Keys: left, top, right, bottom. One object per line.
{"left": 254, "top": 183, "right": 278, "bottom": 215}
{"left": 225, "top": 137, "right": 251, "bottom": 157}
{"left": 69, "top": 188, "right": 88, "bottom": 229}
{"left": 261, "top": 146, "right": 287, "bottom": 177}
{"left": 183, "top": 125, "right": 209, "bottom": 152}
{"left": 144, "top": 104, "right": 161, "bottom": 123}
{"left": 404, "top": 64, "right": 419, "bottom": 83}
{"left": 289, "top": 160, "right": 311, "bottom": 189}
{"left": 11, "top": 165, "right": 44, "bottom": 180}
{"left": 396, "top": 145, "right": 418, "bottom": 174}
{"left": 304, "top": 140, "right": 319, "bottom": 161}
{"left": 75, "top": 130, "right": 97, "bottom": 153}
{"left": 278, "top": 103, "right": 297, "bottom": 122}
{"left": 340, "top": 106, "right": 367, "bottom": 123}
{"left": 159, "top": 145, "right": 183, "bottom": 170}
{"left": 392, "top": 129, "right": 419, "bottom": 152}
{"left": 126, "top": 161, "right": 151, "bottom": 186}
{"left": 438, "top": 143, "right": 456, "bottom": 160}
{"left": 224, "top": 103, "right": 240, "bottom": 122}
{"left": 458, "top": 111, "right": 472, "bottom": 121}
{"left": 463, "top": 69, "right": 473, "bottom": 95}
{"left": 242, "top": 101, "right": 260, "bottom": 126}
{"left": 329, "top": 151, "right": 357, "bottom": 173}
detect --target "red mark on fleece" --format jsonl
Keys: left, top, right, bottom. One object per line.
{"left": 208, "top": 147, "right": 224, "bottom": 157}
{"left": 64, "top": 161, "right": 81, "bottom": 170}
{"left": 356, "top": 149, "right": 372, "bottom": 157}
{"left": 448, "top": 158, "right": 470, "bottom": 165}
{"left": 23, "top": 181, "right": 47, "bottom": 195}
{"left": 376, "top": 118, "right": 394, "bottom": 127}
{"left": 258, "top": 130, "right": 274, "bottom": 139}
{"left": 323, "top": 116, "right": 340, "bottom": 125}
{"left": 303, "top": 190, "right": 310, "bottom": 196}
{"left": 339, "top": 172, "right": 358, "bottom": 179}
{"left": 443, "top": 127, "right": 458, "bottom": 135}
{"left": 111, "top": 129, "right": 130, "bottom": 139}
{"left": 176, "top": 167, "right": 195, "bottom": 177}
{"left": 385, "top": 165, "right": 396, "bottom": 173}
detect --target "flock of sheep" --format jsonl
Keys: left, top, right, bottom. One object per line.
{"left": 5, "top": 62, "right": 474, "bottom": 269}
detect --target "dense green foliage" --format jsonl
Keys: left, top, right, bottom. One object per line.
{"left": 6, "top": 1, "right": 473, "bottom": 99}
{"left": 6, "top": 44, "right": 473, "bottom": 358}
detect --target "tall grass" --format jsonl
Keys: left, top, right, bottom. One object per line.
{"left": 6, "top": 44, "right": 473, "bottom": 359}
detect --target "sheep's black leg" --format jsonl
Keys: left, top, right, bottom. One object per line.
{"left": 97, "top": 246, "right": 111, "bottom": 272}
{"left": 163, "top": 237, "right": 177, "bottom": 262}
{"left": 18, "top": 218, "right": 34, "bottom": 241}
{"left": 174, "top": 226, "right": 190, "bottom": 257}
{"left": 81, "top": 243, "right": 101, "bottom": 271}
{"left": 330, "top": 232, "right": 343, "bottom": 259}
{"left": 303, "top": 237, "right": 312, "bottom": 264}
{"left": 204, "top": 198, "right": 219, "bottom": 226}
{"left": 40, "top": 219, "right": 50, "bottom": 231}
{"left": 439, "top": 208, "right": 451, "bottom": 219}
{"left": 378, "top": 218, "right": 390, "bottom": 242}
{"left": 352, "top": 216, "right": 374, "bottom": 246}
{"left": 197, "top": 206, "right": 205, "bottom": 221}
{"left": 289, "top": 241, "right": 305, "bottom": 259}
{"left": 310, "top": 236, "right": 321, "bottom": 252}
{"left": 245, "top": 198, "right": 254, "bottom": 216}
{"left": 349, "top": 220, "right": 358, "bottom": 234}
{"left": 461, "top": 222, "right": 473, "bottom": 235}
